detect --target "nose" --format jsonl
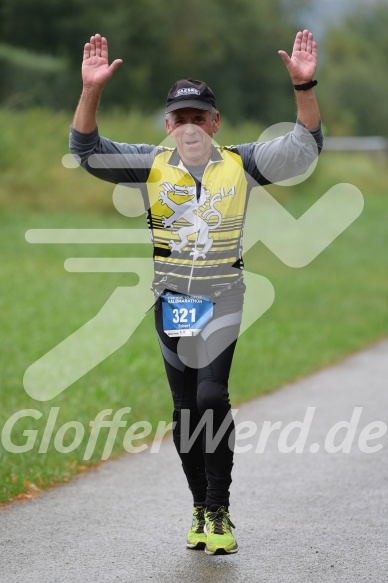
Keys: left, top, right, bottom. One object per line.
{"left": 184, "top": 124, "right": 197, "bottom": 135}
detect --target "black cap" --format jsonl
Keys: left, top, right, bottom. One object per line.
{"left": 165, "top": 78, "right": 217, "bottom": 113}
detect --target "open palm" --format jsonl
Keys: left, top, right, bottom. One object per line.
{"left": 82, "top": 34, "right": 122, "bottom": 88}
{"left": 278, "top": 30, "right": 317, "bottom": 85}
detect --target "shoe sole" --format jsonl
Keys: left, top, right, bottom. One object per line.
{"left": 204, "top": 545, "right": 238, "bottom": 555}
{"left": 187, "top": 541, "right": 206, "bottom": 550}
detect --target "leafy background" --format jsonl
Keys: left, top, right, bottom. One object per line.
{"left": 1, "top": 0, "right": 388, "bottom": 133}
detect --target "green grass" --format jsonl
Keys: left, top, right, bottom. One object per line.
{"left": 0, "top": 108, "right": 387, "bottom": 503}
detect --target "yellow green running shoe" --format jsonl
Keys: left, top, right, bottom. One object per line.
{"left": 186, "top": 505, "right": 207, "bottom": 549}
{"left": 204, "top": 507, "right": 238, "bottom": 555}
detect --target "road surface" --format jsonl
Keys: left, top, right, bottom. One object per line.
{"left": 1, "top": 340, "right": 387, "bottom": 582}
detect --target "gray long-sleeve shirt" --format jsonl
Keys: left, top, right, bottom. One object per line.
{"left": 69, "top": 120, "right": 323, "bottom": 188}
{"left": 69, "top": 120, "right": 323, "bottom": 296}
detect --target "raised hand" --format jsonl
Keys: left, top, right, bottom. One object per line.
{"left": 278, "top": 30, "right": 317, "bottom": 85}
{"left": 82, "top": 34, "right": 122, "bottom": 89}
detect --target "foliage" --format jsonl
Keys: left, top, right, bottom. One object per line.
{"left": 2, "top": 0, "right": 388, "bottom": 133}
{"left": 319, "top": 0, "right": 388, "bottom": 135}
{"left": 0, "top": 0, "right": 303, "bottom": 123}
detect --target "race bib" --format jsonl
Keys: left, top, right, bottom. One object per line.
{"left": 161, "top": 293, "right": 214, "bottom": 337}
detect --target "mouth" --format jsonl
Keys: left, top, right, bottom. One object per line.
{"left": 184, "top": 140, "right": 200, "bottom": 146}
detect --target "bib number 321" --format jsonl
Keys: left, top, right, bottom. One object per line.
{"left": 161, "top": 294, "right": 214, "bottom": 337}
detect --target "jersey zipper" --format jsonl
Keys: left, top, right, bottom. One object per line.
{"left": 187, "top": 181, "right": 201, "bottom": 295}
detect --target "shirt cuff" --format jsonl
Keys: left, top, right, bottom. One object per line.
{"left": 69, "top": 124, "right": 99, "bottom": 144}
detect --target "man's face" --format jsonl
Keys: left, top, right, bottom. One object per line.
{"left": 165, "top": 107, "right": 220, "bottom": 166}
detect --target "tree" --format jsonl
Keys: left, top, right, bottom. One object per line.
{"left": 319, "top": 0, "right": 388, "bottom": 135}
{"left": 0, "top": 0, "right": 309, "bottom": 123}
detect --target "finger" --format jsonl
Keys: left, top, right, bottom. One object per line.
{"left": 306, "top": 31, "right": 314, "bottom": 53}
{"left": 300, "top": 29, "right": 309, "bottom": 52}
{"left": 312, "top": 40, "right": 317, "bottom": 60}
{"left": 89, "top": 35, "right": 96, "bottom": 57}
{"left": 278, "top": 50, "right": 291, "bottom": 67}
{"left": 101, "top": 36, "right": 109, "bottom": 61}
{"left": 83, "top": 43, "right": 91, "bottom": 61}
{"left": 293, "top": 31, "right": 303, "bottom": 53}
{"left": 108, "top": 59, "right": 123, "bottom": 76}
{"left": 95, "top": 33, "right": 102, "bottom": 57}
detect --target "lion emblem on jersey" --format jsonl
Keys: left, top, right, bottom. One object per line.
{"left": 158, "top": 182, "right": 235, "bottom": 259}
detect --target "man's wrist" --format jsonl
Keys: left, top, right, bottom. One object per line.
{"left": 81, "top": 84, "right": 103, "bottom": 97}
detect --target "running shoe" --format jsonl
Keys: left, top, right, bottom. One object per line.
{"left": 186, "top": 505, "right": 207, "bottom": 549}
{"left": 204, "top": 506, "right": 238, "bottom": 555}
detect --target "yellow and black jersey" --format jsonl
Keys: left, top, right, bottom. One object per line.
{"left": 70, "top": 122, "right": 323, "bottom": 297}
{"left": 146, "top": 145, "right": 249, "bottom": 296}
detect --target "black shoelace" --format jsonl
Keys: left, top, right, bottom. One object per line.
{"left": 194, "top": 506, "right": 205, "bottom": 531}
{"left": 207, "top": 508, "right": 235, "bottom": 535}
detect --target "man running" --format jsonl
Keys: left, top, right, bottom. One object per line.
{"left": 70, "top": 30, "right": 323, "bottom": 555}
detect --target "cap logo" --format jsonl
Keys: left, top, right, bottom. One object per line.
{"left": 175, "top": 88, "right": 201, "bottom": 96}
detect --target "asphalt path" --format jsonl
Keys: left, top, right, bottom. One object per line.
{"left": 1, "top": 340, "right": 388, "bottom": 583}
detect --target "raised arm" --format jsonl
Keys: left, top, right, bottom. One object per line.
{"left": 278, "top": 29, "right": 320, "bottom": 130}
{"left": 73, "top": 34, "right": 123, "bottom": 133}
